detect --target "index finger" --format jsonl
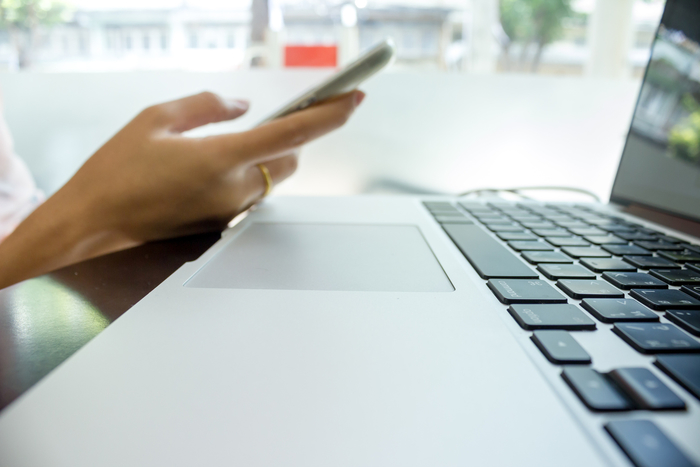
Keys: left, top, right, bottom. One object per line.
{"left": 205, "top": 90, "right": 365, "bottom": 165}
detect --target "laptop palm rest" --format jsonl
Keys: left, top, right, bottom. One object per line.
{"left": 186, "top": 223, "right": 454, "bottom": 292}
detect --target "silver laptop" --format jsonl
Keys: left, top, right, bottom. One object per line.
{"left": 1, "top": 1, "right": 700, "bottom": 466}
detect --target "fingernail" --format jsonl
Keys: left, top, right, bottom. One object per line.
{"left": 354, "top": 91, "right": 366, "bottom": 107}
{"left": 227, "top": 99, "right": 249, "bottom": 111}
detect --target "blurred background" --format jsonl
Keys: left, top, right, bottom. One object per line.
{"left": 0, "top": 0, "right": 667, "bottom": 201}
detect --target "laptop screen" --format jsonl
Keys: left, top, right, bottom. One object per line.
{"left": 610, "top": 0, "right": 700, "bottom": 222}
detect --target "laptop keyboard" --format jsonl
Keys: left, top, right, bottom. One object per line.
{"left": 424, "top": 200, "right": 700, "bottom": 467}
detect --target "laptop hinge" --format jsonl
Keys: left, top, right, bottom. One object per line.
{"left": 621, "top": 203, "right": 700, "bottom": 238}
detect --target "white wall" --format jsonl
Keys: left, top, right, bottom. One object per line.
{"left": 0, "top": 70, "right": 639, "bottom": 200}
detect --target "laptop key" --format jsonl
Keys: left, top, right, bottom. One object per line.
{"left": 508, "top": 241, "right": 554, "bottom": 251}
{"left": 531, "top": 330, "right": 591, "bottom": 363}
{"left": 520, "top": 221, "right": 556, "bottom": 229}
{"left": 602, "top": 244, "right": 652, "bottom": 256}
{"left": 665, "top": 310, "right": 700, "bottom": 336}
{"left": 655, "top": 234, "right": 684, "bottom": 244}
{"left": 608, "top": 368, "right": 686, "bottom": 410}
{"left": 649, "top": 269, "right": 700, "bottom": 286}
{"left": 580, "top": 299, "right": 659, "bottom": 323}
{"left": 613, "top": 323, "right": 700, "bottom": 353}
{"left": 547, "top": 237, "right": 590, "bottom": 247}
{"left": 562, "top": 368, "right": 631, "bottom": 411}
{"left": 616, "top": 231, "right": 656, "bottom": 241}
{"left": 634, "top": 241, "right": 684, "bottom": 251}
{"left": 561, "top": 247, "right": 611, "bottom": 258}
{"left": 629, "top": 289, "right": 700, "bottom": 310}
{"left": 602, "top": 272, "right": 668, "bottom": 290}
{"left": 681, "top": 285, "right": 700, "bottom": 300}
{"left": 488, "top": 279, "right": 568, "bottom": 304}
{"left": 580, "top": 258, "right": 637, "bottom": 273}
{"left": 538, "top": 264, "right": 596, "bottom": 280}
{"left": 606, "top": 420, "right": 696, "bottom": 467}
{"left": 623, "top": 255, "right": 681, "bottom": 270}
{"left": 659, "top": 250, "right": 700, "bottom": 263}
{"left": 508, "top": 304, "right": 596, "bottom": 330}
{"left": 557, "top": 280, "right": 625, "bottom": 299}
{"left": 655, "top": 355, "right": 700, "bottom": 401}
{"left": 568, "top": 227, "right": 606, "bottom": 236}
{"left": 532, "top": 228, "right": 571, "bottom": 237}
{"left": 521, "top": 251, "right": 573, "bottom": 264}
{"left": 442, "top": 225, "right": 539, "bottom": 279}
{"left": 486, "top": 224, "right": 524, "bottom": 232}
{"left": 496, "top": 231, "right": 537, "bottom": 241}
{"left": 584, "top": 235, "right": 627, "bottom": 245}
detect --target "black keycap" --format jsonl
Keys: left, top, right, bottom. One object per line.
{"left": 556, "top": 221, "right": 590, "bottom": 229}
{"left": 547, "top": 237, "right": 590, "bottom": 247}
{"left": 458, "top": 202, "right": 491, "bottom": 212}
{"left": 521, "top": 251, "right": 573, "bottom": 264}
{"left": 431, "top": 213, "right": 464, "bottom": 220}
{"left": 608, "top": 368, "right": 686, "bottom": 410}
{"left": 520, "top": 221, "right": 556, "bottom": 229}
{"left": 606, "top": 420, "right": 695, "bottom": 467}
{"left": 531, "top": 330, "right": 591, "bottom": 364}
{"left": 508, "top": 241, "right": 554, "bottom": 251}
{"left": 538, "top": 264, "right": 596, "bottom": 280}
{"left": 629, "top": 289, "right": 700, "bottom": 310}
{"left": 613, "top": 323, "right": 700, "bottom": 353}
{"left": 557, "top": 280, "right": 624, "bottom": 299}
{"left": 488, "top": 279, "right": 567, "bottom": 304}
{"left": 665, "top": 310, "right": 700, "bottom": 336}
{"left": 616, "top": 231, "right": 656, "bottom": 241}
{"left": 532, "top": 228, "right": 570, "bottom": 237}
{"left": 602, "top": 244, "right": 652, "bottom": 256}
{"left": 497, "top": 231, "right": 537, "bottom": 241}
{"left": 584, "top": 235, "right": 626, "bottom": 245}
{"left": 598, "top": 224, "right": 635, "bottom": 234}
{"left": 486, "top": 224, "right": 524, "bottom": 232}
{"left": 580, "top": 258, "right": 637, "bottom": 273}
{"left": 634, "top": 241, "right": 684, "bottom": 251}
{"left": 681, "top": 285, "right": 700, "bottom": 300}
{"left": 508, "top": 304, "right": 596, "bottom": 330}
{"left": 688, "top": 263, "right": 700, "bottom": 274}
{"left": 423, "top": 202, "right": 457, "bottom": 212}
{"left": 442, "top": 225, "right": 539, "bottom": 279}
{"left": 568, "top": 227, "right": 606, "bottom": 236}
{"left": 659, "top": 250, "right": 700, "bottom": 263}
{"left": 624, "top": 256, "right": 681, "bottom": 270}
{"left": 580, "top": 299, "right": 658, "bottom": 323}
{"left": 602, "top": 272, "right": 668, "bottom": 290}
{"left": 655, "top": 355, "right": 700, "bottom": 401}
{"left": 656, "top": 234, "right": 683, "bottom": 244}
{"left": 434, "top": 216, "right": 473, "bottom": 224}
{"left": 650, "top": 269, "right": 700, "bottom": 286}
{"left": 508, "top": 215, "right": 541, "bottom": 222}
{"left": 472, "top": 214, "right": 508, "bottom": 224}
{"left": 561, "top": 247, "right": 611, "bottom": 258}
{"left": 562, "top": 368, "right": 630, "bottom": 411}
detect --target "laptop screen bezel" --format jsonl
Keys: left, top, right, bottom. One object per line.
{"left": 609, "top": 0, "right": 700, "bottom": 224}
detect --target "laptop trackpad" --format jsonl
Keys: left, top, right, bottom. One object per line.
{"left": 186, "top": 223, "right": 453, "bottom": 292}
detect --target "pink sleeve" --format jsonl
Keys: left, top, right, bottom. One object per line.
{"left": 0, "top": 114, "right": 44, "bottom": 242}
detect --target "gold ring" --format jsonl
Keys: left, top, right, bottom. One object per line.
{"left": 257, "top": 163, "right": 273, "bottom": 197}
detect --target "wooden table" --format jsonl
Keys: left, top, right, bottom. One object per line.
{"left": 0, "top": 232, "right": 219, "bottom": 412}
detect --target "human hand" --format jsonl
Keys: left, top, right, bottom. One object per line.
{"left": 0, "top": 90, "right": 364, "bottom": 287}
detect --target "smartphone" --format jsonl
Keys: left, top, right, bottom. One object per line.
{"left": 257, "top": 38, "right": 395, "bottom": 125}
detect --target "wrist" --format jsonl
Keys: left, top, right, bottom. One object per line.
{"left": 0, "top": 187, "right": 134, "bottom": 289}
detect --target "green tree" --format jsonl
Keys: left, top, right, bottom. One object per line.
{"left": 0, "top": 0, "right": 71, "bottom": 69}
{"left": 499, "top": 0, "right": 573, "bottom": 72}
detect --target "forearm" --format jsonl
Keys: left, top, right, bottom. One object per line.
{"left": 0, "top": 190, "right": 137, "bottom": 289}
